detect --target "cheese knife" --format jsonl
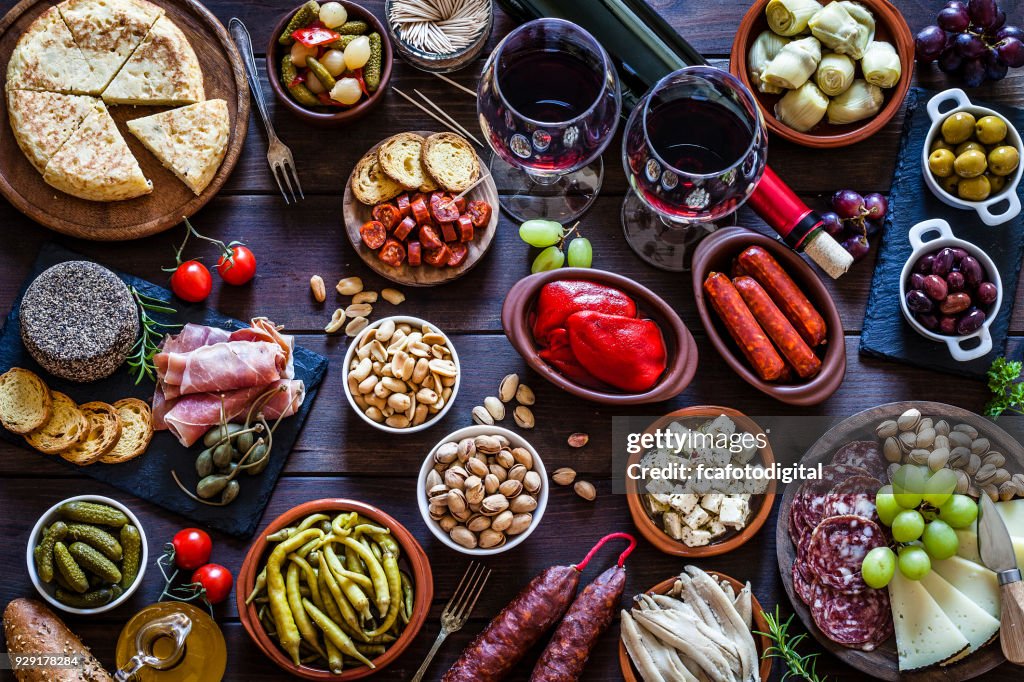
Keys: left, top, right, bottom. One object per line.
{"left": 978, "top": 494, "right": 1024, "bottom": 664}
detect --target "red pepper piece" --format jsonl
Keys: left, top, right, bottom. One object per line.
{"left": 532, "top": 280, "right": 637, "bottom": 346}
{"left": 292, "top": 25, "right": 341, "bottom": 47}
{"left": 565, "top": 311, "right": 667, "bottom": 392}
{"left": 538, "top": 329, "right": 607, "bottom": 389}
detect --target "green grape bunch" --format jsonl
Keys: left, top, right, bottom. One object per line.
{"left": 519, "top": 219, "right": 593, "bottom": 272}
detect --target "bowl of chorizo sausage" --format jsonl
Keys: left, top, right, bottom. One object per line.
{"left": 691, "top": 226, "right": 845, "bottom": 406}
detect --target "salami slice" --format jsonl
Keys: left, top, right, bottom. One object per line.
{"left": 792, "top": 561, "right": 817, "bottom": 605}
{"left": 791, "top": 464, "right": 872, "bottom": 539}
{"left": 821, "top": 475, "right": 882, "bottom": 524}
{"left": 806, "top": 515, "right": 885, "bottom": 593}
{"left": 831, "top": 441, "right": 888, "bottom": 480}
{"left": 811, "top": 585, "right": 892, "bottom": 651}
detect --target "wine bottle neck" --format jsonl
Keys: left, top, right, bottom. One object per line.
{"left": 748, "top": 166, "right": 822, "bottom": 250}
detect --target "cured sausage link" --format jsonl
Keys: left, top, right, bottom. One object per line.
{"left": 441, "top": 565, "right": 581, "bottom": 682}
{"left": 736, "top": 245, "right": 826, "bottom": 347}
{"left": 732, "top": 276, "right": 821, "bottom": 379}
{"left": 704, "top": 272, "right": 786, "bottom": 382}
{"left": 529, "top": 566, "right": 626, "bottom": 681}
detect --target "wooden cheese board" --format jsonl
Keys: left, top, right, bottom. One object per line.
{"left": 342, "top": 130, "right": 499, "bottom": 287}
{"left": 0, "top": 0, "right": 249, "bottom": 241}
{"left": 776, "top": 401, "right": 1017, "bottom": 681}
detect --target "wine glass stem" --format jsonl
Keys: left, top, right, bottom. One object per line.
{"left": 525, "top": 170, "right": 561, "bottom": 186}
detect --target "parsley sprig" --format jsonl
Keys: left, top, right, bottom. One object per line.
{"left": 985, "top": 357, "right": 1024, "bottom": 417}
{"left": 127, "top": 287, "right": 181, "bottom": 385}
{"left": 755, "top": 607, "right": 827, "bottom": 682}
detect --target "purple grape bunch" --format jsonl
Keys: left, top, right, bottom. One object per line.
{"left": 915, "top": 0, "right": 1024, "bottom": 87}
{"left": 821, "top": 190, "right": 889, "bottom": 263}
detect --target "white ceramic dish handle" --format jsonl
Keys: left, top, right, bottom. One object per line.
{"left": 926, "top": 88, "right": 971, "bottom": 124}
{"left": 907, "top": 218, "right": 954, "bottom": 250}
{"left": 976, "top": 185, "right": 1022, "bottom": 226}
{"left": 947, "top": 325, "right": 992, "bottom": 361}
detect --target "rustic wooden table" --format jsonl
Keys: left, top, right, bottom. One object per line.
{"left": 0, "top": 0, "right": 1022, "bottom": 679}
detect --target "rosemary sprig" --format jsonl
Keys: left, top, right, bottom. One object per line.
{"left": 755, "top": 606, "right": 827, "bottom": 682}
{"left": 127, "top": 287, "right": 181, "bottom": 385}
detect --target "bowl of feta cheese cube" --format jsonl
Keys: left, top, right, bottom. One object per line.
{"left": 625, "top": 406, "right": 777, "bottom": 557}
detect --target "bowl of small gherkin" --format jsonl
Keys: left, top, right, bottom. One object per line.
{"left": 26, "top": 495, "right": 148, "bottom": 615}
{"left": 267, "top": 0, "right": 393, "bottom": 127}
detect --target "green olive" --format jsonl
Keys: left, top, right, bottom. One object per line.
{"left": 955, "top": 141, "right": 986, "bottom": 157}
{"left": 929, "top": 149, "right": 956, "bottom": 177}
{"left": 989, "top": 145, "right": 1020, "bottom": 176}
{"left": 942, "top": 112, "right": 977, "bottom": 145}
{"left": 954, "top": 149, "right": 988, "bottom": 178}
{"left": 931, "top": 138, "right": 954, "bottom": 153}
{"left": 940, "top": 174, "right": 961, "bottom": 195}
{"left": 958, "top": 175, "right": 991, "bottom": 201}
{"left": 975, "top": 115, "right": 1008, "bottom": 145}
{"left": 987, "top": 173, "right": 1006, "bottom": 193}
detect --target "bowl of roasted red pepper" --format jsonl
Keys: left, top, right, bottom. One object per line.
{"left": 501, "top": 269, "right": 698, "bottom": 404}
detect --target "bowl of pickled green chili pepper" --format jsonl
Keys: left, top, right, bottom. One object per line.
{"left": 268, "top": 1, "right": 393, "bottom": 126}
{"left": 26, "top": 495, "right": 148, "bottom": 615}
{"left": 237, "top": 499, "right": 433, "bottom": 679}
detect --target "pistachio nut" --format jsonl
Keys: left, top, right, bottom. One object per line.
{"left": 484, "top": 397, "right": 505, "bottom": 421}
{"left": 457, "top": 438, "right": 476, "bottom": 461}
{"left": 499, "top": 479, "right": 524, "bottom": 498}
{"left": 491, "top": 510, "right": 514, "bottom": 532}
{"left": 466, "top": 458, "right": 489, "bottom": 479}
{"left": 953, "top": 423, "right": 979, "bottom": 440}
{"left": 425, "top": 469, "right": 443, "bottom": 491}
{"left": 511, "top": 447, "right": 534, "bottom": 469}
{"left": 897, "top": 408, "right": 921, "bottom": 432}
{"left": 883, "top": 437, "right": 901, "bottom": 463}
{"left": 510, "top": 495, "right": 538, "bottom": 513}
{"left": 513, "top": 405, "right": 536, "bottom": 429}
{"left": 574, "top": 480, "right": 597, "bottom": 501}
{"left": 484, "top": 474, "right": 501, "bottom": 495}
{"left": 553, "top": 467, "right": 577, "bottom": 486}
{"left": 507, "top": 464, "right": 528, "bottom": 482}
{"left": 444, "top": 466, "right": 469, "bottom": 490}
{"left": 971, "top": 438, "right": 991, "bottom": 456}
{"left": 450, "top": 526, "right": 477, "bottom": 549}
{"left": 568, "top": 432, "right": 590, "bottom": 448}
{"left": 467, "top": 514, "right": 491, "bottom": 533}
{"left": 439, "top": 515, "right": 458, "bottom": 532}
{"left": 875, "top": 420, "right": 898, "bottom": 439}
{"left": 523, "top": 471, "right": 542, "bottom": 494}
{"left": 472, "top": 406, "right": 493, "bottom": 427}
{"left": 515, "top": 384, "right": 536, "bottom": 406}
{"left": 475, "top": 435, "right": 502, "bottom": 455}
{"left": 507, "top": 513, "right": 533, "bottom": 536}
{"left": 499, "top": 374, "right": 519, "bottom": 402}
{"left": 482, "top": 494, "right": 510, "bottom": 515}
{"left": 934, "top": 419, "right": 950, "bottom": 436}
{"left": 479, "top": 529, "right": 506, "bottom": 549}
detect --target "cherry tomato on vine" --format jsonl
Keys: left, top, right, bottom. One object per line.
{"left": 171, "top": 528, "right": 212, "bottom": 570}
{"left": 169, "top": 261, "right": 212, "bottom": 303}
{"left": 192, "top": 563, "right": 233, "bottom": 604}
{"left": 216, "top": 245, "right": 257, "bottom": 285}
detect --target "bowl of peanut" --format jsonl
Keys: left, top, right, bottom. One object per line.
{"left": 342, "top": 315, "right": 460, "bottom": 433}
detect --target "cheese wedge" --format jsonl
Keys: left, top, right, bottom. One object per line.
{"left": 6, "top": 90, "right": 100, "bottom": 173}
{"left": 43, "top": 105, "right": 152, "bottom": 201}
{"left": 919, "top": 570, "right": 1000, "bottom": 661}
{"left": 955, "top": 527, "right": 1024, "bottom": 567}
{"left": 102, "top": 15, "right": 204, "bottom": 105}
{"left": 57, "top": 0, "right": 164, "bottom": 90}
{"left": 932, "top": 555, "right": 1001, "bottom": 619}
{"left": 888, "top": 570, "right": 970, "bottom": 671}
{"left": 127, "top": 99, "right": 228, "bottom": 195}
{"left": 996, "top": 499, "right": 1024, "bottom": 537}
{"left": 5, "top": 6, "right": 104, "bottom": 94}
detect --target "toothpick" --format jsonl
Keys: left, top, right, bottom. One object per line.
{"left": 413, "top": 88, "right": 484, "bottom": 147}
{"left": 432, "top": 71, "right": 477, "bottom": 98}
{"left": 393, "top": 87, "right": 485, "bottom": 148}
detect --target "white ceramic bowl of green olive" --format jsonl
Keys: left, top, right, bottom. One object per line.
{"left": 922, "top": 88, "right": 1022, "bottom": 226}
{"left": 26, "top": 495, "right": 148, "bottom": 614}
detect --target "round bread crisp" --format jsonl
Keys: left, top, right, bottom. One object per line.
{"left": 351, "top": 150, "right": 404, "bottom": 205}
{"left": 423, "top": 132, "right": 479, "bottom": 192}
{"left": 99, "top": 398, "right": 153, "bottom": 464}
{"left": 0, "top": 367, "right": 52, "bottom": 434}
{"left": 24, "top": 391, "right": 87, "bottom": 454}
{"left": 377, "top": 132, "right": 428, "bottom": 191}
{"left": 20, "top": 261, "right": 139, "bottom": 383}
{"left": 806, "top": 514, "right": 885, "bottom": 594}
{"left": 59, "top": 401, "right": 122, "bottom": 466}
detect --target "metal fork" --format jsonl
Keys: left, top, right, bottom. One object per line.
{"left": 411, "top": 561, "right": 491, "bottom": 682}
{"left": 228, "top": 17, "right": 304, "bottom": 204}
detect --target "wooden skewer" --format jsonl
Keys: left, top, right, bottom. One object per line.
{"left": 432, "top": 72, "right": 477, "bottom": 98}
{"left": 412, "top": 88, "right": 483, "bottom": 146}
{"left": 392, "top": 87, "right": 485, "bottom": 148}
{"left": 450, "top": 173, "right": 489, "bottom": 203}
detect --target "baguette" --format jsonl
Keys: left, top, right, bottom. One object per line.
{"left": 3, "top": 598, "right": 113, "bottom": 681}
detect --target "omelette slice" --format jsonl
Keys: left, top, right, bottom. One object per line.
{"left": 43, "top": 104, "right": 152, "bottom": 201}
{"left": 102, "top": 15, "right": 204, "bottom": 105}
{"left": 58, "top": 0, "right": 164, "bottom": 90}
{"left": 5, "top": 6, "right": 104, "bottom": 94}
{"left": 7, "top": 90, "right": 101, "bottom": 173}
{"left": 127, "top": 99, "right": 229, "bottom": 195}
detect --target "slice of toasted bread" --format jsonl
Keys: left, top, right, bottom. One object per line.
{"left": 351, "top": 150, "right": 404, "bottom": 205}
{"left": 99, "top": 398, "right": 153, "bottom": 464}
{"left": 377, "top": 133, "right": 428, "bottom": 190}
{"left": 0, "top": 368, "right": 52, "bottom": 435}
{"left": 24, "top": 392, "right": 88, "bottom": 455}
{"left": 423, "top": 132, "right": 480, "bottom": 192}
{"left": 60, "top": 401, "right": 122, "bottom": 466}
{"left": 418, "top": 158, "right": 439, "bottom": 192}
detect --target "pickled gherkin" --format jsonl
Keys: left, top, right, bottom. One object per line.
{"left": 65, "top": 523, "right": 122, "bottom": 561}
{"left": 365, "top": 33, "right": 383, "bottom": 92}
{"left": 306, "top": 56, "right": 336, "bottom": 90}
{"left": 324, "top": 34, "right": 358, "bottom": 51}
{"left": 119, "top": 525, "right": 142, "bottom": 590}
{"left": 69, "top": 541, "right": 122, "bottom": 584}
{"left": 58, "top": 501, "right": 128, "bottom": 527}
{"left": 281, "top": 55, "right": 320, "bottom": 107}
{"left": 56, "top": 585, "right": 122, "bottom": 609}
{"left": 34, "top": 522, "right": 67, "bottom": 583}
{"left": 279, "top": 1, "right": 320, "bottom": 45}
{"left": 336, "top": 20, "right": 368, "bottom": 35}
{"left": 54, "top": 542, "right": 89, "bottom": 594}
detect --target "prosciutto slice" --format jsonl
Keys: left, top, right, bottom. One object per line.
{"left": 156, "top": 341, "right": 287, "bottom": 398}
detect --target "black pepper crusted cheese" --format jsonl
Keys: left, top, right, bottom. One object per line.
{"left": 19, "top": 261, "right": 139, "bottom": 383}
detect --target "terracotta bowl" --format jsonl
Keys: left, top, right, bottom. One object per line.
{"left": 729, "top": 0, "right": 913, "bottom": 148}
{"left": 236, "top": 499, "right": 433, "bottom": 680}
{"left": 691, "top": 226, "right": 846, "bottom": 405}
{"left": 501, "top": 268, "right": 698, "bottom": 405}
{"left": 618, "top": 571, "right": 774, "bottom": 681}
{"left": 267, "top": 1, "right": 393, "bottom": 127}
{"left": 625, "top": 406, "right": 776, "bottom": 557}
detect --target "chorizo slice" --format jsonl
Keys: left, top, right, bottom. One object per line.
{"left": 393, "top": 216, "right": 416, "bottom": 241}
{"left": 733, "top": 276, "right": 822, "bottom": 379}
{"left": 440, "top": 221, "right": 458, "bottom": 243}
{"left": 467, "top": 200, "right": 492, "bottom": 228}
{"left": 457, "top": 215, "right": 474, "bottom": 242}
{"left": 359, "top": 220, "right": 387, "bottom": 250}
{"left": 447, "top": 242, "right": 468, "bottom": 267}
{"left": 395, "top": 193, "right": 411, "bottom": 218}
{"left": 703, "top": 271, "right": 786, "bottom": 382}
{"left": 411, "top": 196, "right": 430, "bottom": 225}
{"left": 423, "top": 244, "right": 452, "bottom": 267}
{"left": 430, "top": 192, "right": 460, "bottom": 223}
{"left": 407, "top": 240, "right": 422, "bottom": 267}
{"left": 736, "top": 245, "right": 827, "bottom": 346}
{"left": 371, "top": 203, "right": 400, "bottom": 231}
{"left": 419, "top": 224, "right": 444, "bottom": 250}
{"left": 377, "top": 238, "right": 406, "bottom": 267}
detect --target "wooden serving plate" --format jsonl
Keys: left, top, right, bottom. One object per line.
{"left": 776, "top": 401, "right": 1016, "bottom": 681}
{"left": 618, "top": 571, "right": 773, "bottom": 682}
{"left": 0, "top": 0, "right": 249, "bottom": 241}
{"left": 342, "top": 131, "right": 499, "bottom": 287}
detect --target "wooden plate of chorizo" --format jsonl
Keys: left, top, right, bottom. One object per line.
{"left": 342, "top": 130, "right": 499, "bottom": 287}
{"left": 691, "top": 226, "right": 846, "bottom": 406}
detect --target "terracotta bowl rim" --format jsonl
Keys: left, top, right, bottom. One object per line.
{"left": 500, "top": 268, "right": 698, "bottom": 405}
{"left": 236, "top": 498, "right": 434, "bottom": 680}
{"left": 625, "top": 406, "right": 777, "bottom": 557}
{"left": 729, "top": 0, "right": 914, "bottom": 148}
{"left": 691, "top": 226, "right": 846, "bottom": 406}
{"left": 266, "top": 1, "right": 393, "bottom": 125}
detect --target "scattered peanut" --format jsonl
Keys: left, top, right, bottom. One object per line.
{"left": 336, "top": 277, "right": 363, "bottom": 296}
{"left": 325, "top": 308, "right": 346, "bottom": 333}
{"left": 345, "top": 316, "right": 368, "bottom": 337}
{"left": 352, "top": 291, "right": 378, "bottom": 304}
{"left": 310, "top": 275, "right": 326, "bottom": 303}
{"left": 346, "top": 303, "right": 373, "bottom": 318}
{"left": 381, "top": 288, "right": 406, "bottom": 305}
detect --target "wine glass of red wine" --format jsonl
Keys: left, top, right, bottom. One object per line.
{"left": 622, "top": 66, "right": 768, "bottom": 271}
{"left": 477, "top": 18, "right": 621, "bottom": 223}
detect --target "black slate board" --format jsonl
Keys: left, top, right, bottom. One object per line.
{"left": 0, "top": 243, "right": 328, "bottom": 537}
{"left": 860, "top": 88, "right": 1024, "bottom": 379}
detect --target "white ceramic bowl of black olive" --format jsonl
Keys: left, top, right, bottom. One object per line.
{"left": 899, "top": 218, "right": 1001, "bottom": 362}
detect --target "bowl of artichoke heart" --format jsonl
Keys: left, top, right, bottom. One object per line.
{"left": 730, "top": 0, "right": 914, "bottom": 148}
